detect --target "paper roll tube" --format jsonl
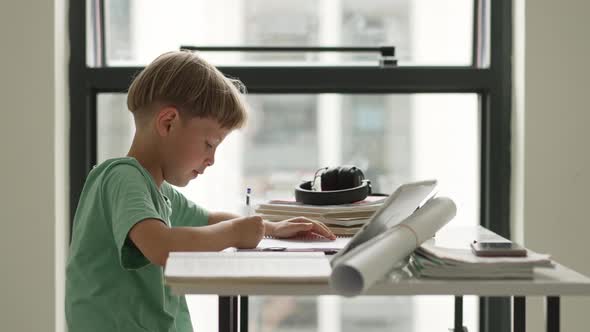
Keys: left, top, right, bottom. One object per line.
{"left": 330, "top": 197, "right": 456, "bottom": 296}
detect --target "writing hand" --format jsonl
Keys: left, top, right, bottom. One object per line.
{"left": 230, "top": 216, "right": 265, "bottom": 248}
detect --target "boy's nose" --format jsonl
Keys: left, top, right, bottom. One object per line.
{"left": 205, "top": 150, "right": 215, "bottom": 167}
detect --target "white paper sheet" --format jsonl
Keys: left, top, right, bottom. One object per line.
{"left": 258, "top": 236, "right": 350, "bottom": 250}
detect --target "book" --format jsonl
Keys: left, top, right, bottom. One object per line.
{"left": 408, "top": 240, "right": 553, "bottom": 279}
{"left": 255, "top": 195, "right": 385, "bottom": 214}
{"left": 255, "top": 196, "right": 383, "bottom": 228}
{"left": 327, "top": 225, "right": 362, "bottom": 236}
{"left": 258, "top": 212, "right": 372, "bottom": 227}
{"left": 256, "top": 210, "right": 375, "bottom": 219}
{"left": 165, "top": 252, "right": 331, "bottom": 283}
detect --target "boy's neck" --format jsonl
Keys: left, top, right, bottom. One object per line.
{"left": 127, "top": 134, "right": 164, "bottom": 188}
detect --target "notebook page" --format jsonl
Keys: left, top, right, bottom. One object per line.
{"left": 259, "top": 235, "right": 351, "bottom": 250}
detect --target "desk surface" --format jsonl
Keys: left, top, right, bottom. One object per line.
{"left": 167, "top": 226, "right": 590, "bottom": 297}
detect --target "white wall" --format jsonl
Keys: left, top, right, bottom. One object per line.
{"left": 519, "top": 1, "right": 590, "bottom": 330}
{"left": 0, "top": 1, "right": 68, "bottom": 331}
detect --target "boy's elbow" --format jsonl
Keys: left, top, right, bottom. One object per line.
{"left": 128, "top": 219, "right": 173, "bottom": 267}
{"left": 147, "top": 251, "right": 169, "bottom": 267}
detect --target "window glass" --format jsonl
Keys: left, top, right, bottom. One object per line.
{"left": 97, "top": 0, "right": 473, "bottom": 66}
{"left": 97, "top": 92, "right": 479, "bottom": 331}
{"left": 249, "top": 296, "right": 479, "bottom": 332}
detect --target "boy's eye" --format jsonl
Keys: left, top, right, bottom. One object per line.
{"left": 205, "top": 142, "right": 213, "bottom": 149}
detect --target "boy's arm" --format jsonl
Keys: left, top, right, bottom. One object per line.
{"left": 207, "top": 212, "right": 335, "bottom": 239}
{"left": 129, "top": 216, "right": 265, "bottom": 266}
{"left": 208, "top": 211, "right": 240, "bottom": 225}
{"left": 207, "top": 211, "right": 279, "bottom": 237}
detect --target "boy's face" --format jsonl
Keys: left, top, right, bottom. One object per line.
{"left": 159, "top": 110, "right": 230, "bottom": 187}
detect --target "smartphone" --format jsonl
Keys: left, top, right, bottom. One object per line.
{"left": 470, "top": 241, "right": 527, "bottom": 257}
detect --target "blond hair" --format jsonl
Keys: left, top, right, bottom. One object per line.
{"left": 127, "top": 51, "right": 247, "bottom": 129}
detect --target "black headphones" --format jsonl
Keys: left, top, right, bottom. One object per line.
{"left": 295, "top": 165, "right": 372, "bottom": 205}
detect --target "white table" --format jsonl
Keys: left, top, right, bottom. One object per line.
{"left": 166, "top": 226, "right": 590, "bottom": 332}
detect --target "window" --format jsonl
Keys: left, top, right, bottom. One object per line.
{"left": 72, "top": 1, "right": 512, "bottom": 331}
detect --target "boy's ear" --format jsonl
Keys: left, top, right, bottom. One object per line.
{"left": 155, "top": 106, "right": 180, "bottom": 137}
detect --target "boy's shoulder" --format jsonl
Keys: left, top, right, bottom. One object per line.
{"left": 92, "top": 157, "right": 142, "bottom": 174}
{"left": 88, "top": 157, "right": 152, "bottom": 186}
{"left": 79, "top": 157, "right": 162, "bottom": 213}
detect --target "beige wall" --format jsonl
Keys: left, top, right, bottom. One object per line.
{"left": 0, "top": 0, "right": 68, "bottom": 331}
{"left": 520, "top": 0, "right": 590, "bottom": 331}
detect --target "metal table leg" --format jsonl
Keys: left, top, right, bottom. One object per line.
{"left": 451, "top": 296, "right": 468, "bottom": 332}
{"left": 219, "top": 296, "right": 239, "bottom": 332}
{"left": 513, "top": 296, "right": 525, "bottom": 332}
{"left": 546, "top": 296, "right": 560, "bottom": 332}
{"left": 240, "top": 295, "right": 249, "bottom": 332}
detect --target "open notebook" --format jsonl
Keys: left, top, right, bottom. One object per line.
{"left": 238, "top": 234, "right": 351, "bottom": 253}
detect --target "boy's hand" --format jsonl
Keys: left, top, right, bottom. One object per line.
{"left": 229, "top": 216, "right": 265, "bottom": 249}
{"left": 266, "top": 217, "right": 336, "bottom": 240}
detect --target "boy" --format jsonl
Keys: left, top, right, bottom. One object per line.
{"left": 65, "top": 51, "right": 335, "bottom": 332}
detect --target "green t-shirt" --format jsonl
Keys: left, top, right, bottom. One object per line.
{"left": 66, "top": 157, "right": 209, "bottom": 332}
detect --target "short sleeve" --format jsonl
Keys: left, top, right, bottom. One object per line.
{"left": 162, "top": 183, "right": 209, "bottom": 227}
{"left": 102, "top": 164, "right": 166, "bottom": 270}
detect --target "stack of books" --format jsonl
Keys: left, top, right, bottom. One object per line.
{"left": 409, "top": 240, "right": 553, "bottom": 279}
{"left": 255, "top": 196, "right": 386, "bottom": 236}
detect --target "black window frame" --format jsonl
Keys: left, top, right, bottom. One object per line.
{"left": 68, "top": 1, "right": 512, "bottom": 331}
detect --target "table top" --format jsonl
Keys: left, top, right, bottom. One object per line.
{"left": 167, "top": 226, "right": 590, "bottom": 297}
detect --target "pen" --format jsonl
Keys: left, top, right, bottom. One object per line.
{"left": 246, "top": 187, "right": 252, "bottom": 216}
